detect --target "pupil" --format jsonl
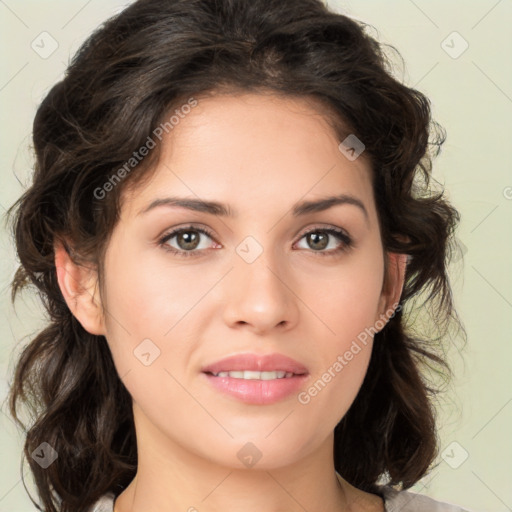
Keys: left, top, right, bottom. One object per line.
{"left": 179, "top": 231, "right": 199, "bottom": 250}
{"left": 309, "top": 232, "right": 328, "bottom": 250}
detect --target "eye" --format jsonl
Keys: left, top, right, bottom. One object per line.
{"left": 158, "top": 225, "right": 218, "bottom": 258}
{"left": 158, "top": 224, "right": 354, "bottom": 258}
{"left": 294, "top": 227, "right": 353, "bottom": 256}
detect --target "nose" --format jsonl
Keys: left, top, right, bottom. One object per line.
{"left": 221, "top": 246, "right": 299, "bottom": 335}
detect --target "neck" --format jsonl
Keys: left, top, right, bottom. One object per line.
{"left": 113, "top": 403, "right": 383, "bottom": 512}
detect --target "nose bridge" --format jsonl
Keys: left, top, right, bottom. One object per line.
{"left": 236, "top": 234, "right": 288, "bottom": 301}
{"left": 222, "top": 234, "right": 297, "bottom": 331}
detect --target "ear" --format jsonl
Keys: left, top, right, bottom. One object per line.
{"left": 54, "top": 240, "right": 106, "bottom": 336}
{"left": 376, "top": 252, "right": 408, "bottom": 326}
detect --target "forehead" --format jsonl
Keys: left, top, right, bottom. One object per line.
{"left": 122, "top": 92, "right": 374, "bottom": 219}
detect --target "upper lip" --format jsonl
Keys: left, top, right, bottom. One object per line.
{"left": 201, "top": 353, "right": 308, "bottom": 375}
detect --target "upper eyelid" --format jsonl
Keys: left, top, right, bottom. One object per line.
{"left": 297, "top": 224, "right": 350, "bottom": 237}
{"left": 161, "top": 224, "right": 215, "bottom": 239}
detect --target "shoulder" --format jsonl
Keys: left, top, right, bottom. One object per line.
{"left": 87, "top": 491, "right": 115, "bottom": 512}
{"left": 380, "top": 485, "right": 474, "bottom": 512}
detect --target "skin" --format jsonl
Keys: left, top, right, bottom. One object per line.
{"left": 55, "top": 92, "right": 407, "bottom": 512}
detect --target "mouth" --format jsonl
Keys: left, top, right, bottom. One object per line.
{"left": 203, "top": 370, "right": 305, "bottom": 380}
{"left": 201, "top": 352, "right": 309, "bottom": 376}
{"left": 201, "top": 352, "right": 309, "bottom": 405}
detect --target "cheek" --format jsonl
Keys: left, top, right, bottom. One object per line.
{"left": 304, "top": 256, "right": 384, "bottom": 339}
{"left": 99, "top": 244, "right": 200, "bottom": 383}
{"left": 298, "top": 253, "right": 383, "bottom": 410}
{"left": 102, "top": 240, "right": 211, "bottom": 340}
{"left": 299, "top": 316, "right": 376, "bottom": 432}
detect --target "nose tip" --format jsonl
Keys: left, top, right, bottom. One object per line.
{"left": 222, "top": 258, "right": 298, "bottom": 334}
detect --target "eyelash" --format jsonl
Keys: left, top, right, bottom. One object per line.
{"left": 158, "top": 224, "right": 354, "bottom": 258}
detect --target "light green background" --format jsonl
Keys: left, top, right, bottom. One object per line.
{"left": 1, "top": 1, "right": 511, "bottom": 511}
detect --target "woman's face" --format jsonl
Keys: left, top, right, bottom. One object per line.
{"left": 97, "top": 92, "right": 396, "bottom": 469}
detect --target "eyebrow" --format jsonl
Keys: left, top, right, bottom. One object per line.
{"left": 137, "top": 194, "right": 369, "bottom": 222}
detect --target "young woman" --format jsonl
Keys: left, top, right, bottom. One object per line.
{"left": 7, "top": 0, "right": 471, "bottom": 511}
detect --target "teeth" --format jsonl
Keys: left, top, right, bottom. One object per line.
{"left": 213, "top": 370, "right": 295, "bottom": 379}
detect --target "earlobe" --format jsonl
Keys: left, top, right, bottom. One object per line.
{"left": 54, "top": 240, "right": 106, "bottom": 336}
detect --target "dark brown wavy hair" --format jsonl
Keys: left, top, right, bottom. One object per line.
{"left": 5, "top": 0, "right": 466, "bottom": 511}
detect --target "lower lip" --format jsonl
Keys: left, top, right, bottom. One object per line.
{"left": 202, "top": 372, "right": 309, "bottom": 405}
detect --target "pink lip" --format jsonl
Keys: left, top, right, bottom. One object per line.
{"left": 202, "top": 373, "right": 309, "bottom": 405}
{"left": 201, "top": 353, "right": 309, "bottom": 405}
{"left": 201, "top": 352, "right": 308, "bottom": 374}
